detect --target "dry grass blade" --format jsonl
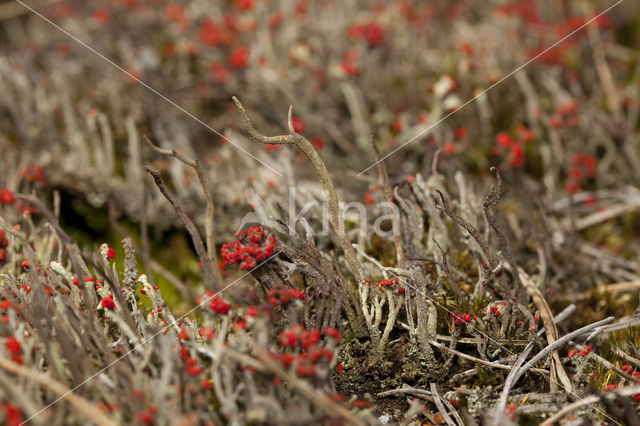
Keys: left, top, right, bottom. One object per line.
{"left": 518, "top": 267, "right": 573, "bottom": 392}
{"left": 0, "top": 356, "right": 117, "bottom": 426}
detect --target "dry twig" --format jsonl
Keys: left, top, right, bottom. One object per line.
{"left": 144, "top": 166, "right": 219, "bottom": 290}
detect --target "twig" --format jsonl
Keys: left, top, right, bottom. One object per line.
{"left": 433, "top": 189, "right": 496, "bottom": 269}
{"left": 562, "top": 280, "right": 640, "bottom": 301}
{"left": 585, "top": 1, "right": 622, "bottom": 121}
{"left": 518, "top": 267, "right": 573, "bottom": 392}
{"left": 587, "top": 315, "right": 640, "bottom": 337}
{"left": 377, "top": 387, "right": 432, "bottom": 399}
{"left": 611, "top": 344, "right": 640, "bottom": 368}
{"left": 233, "top": 96, "right": 364, "bottom": 283}
{"left": 140, "top": 183, "right": 152, "bottom": 278}
{"left": 429, "top": 340, "right": 548, "bottom": 375}
{"left": 511, "top": 316, "right": 615, "bottom": 386}
{"left": 434, "top": 334, "right": 530, "bottom": 345}
{"left": 145, "top": 135, "right": 224, "bottom": 286}
{"left": 370, "top": 135, "right": 406, "bottom": 269}
{"left": 0, "top": 356, "right": 117, "bottom": 426}
{"left": 540, "top": 385, "right": 640, "bottom": 426}
{"left": 429, "top": 383, "right": 457, "bottom": 426}
{"left": 107, "top": 198, "right": 192, "bottom": 301}
{"left": 569, "top": 341, "right": 638, "bottom": 382}
{"left": 433, "top": 239, "right": 465, "bottom": 304}
{"left": 144, "top": 166, "right": 218, "bottom": 290}
{"left": 495, "top": 304, "right": 577, "bottom": 415}
{"left": 515, "top": 403, "right": 563, "bottom": 415}
{"left": 561, "top": 204, "right": 635, "bottom": 231}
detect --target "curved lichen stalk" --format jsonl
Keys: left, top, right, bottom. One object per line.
{"left": 232, "top": 97, "right": 364, "bottom": 284}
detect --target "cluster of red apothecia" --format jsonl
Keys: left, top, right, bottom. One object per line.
{"left": 549, "top": 101, "right": 580, "bottom": 129}
{"left": 221, "top": 226, "right": 277, "bottom": 270}
{"left": 196, "top": 290, "right": 231, "bottom": 315}
{"left": 492, "top": 124, "right": 534, "bottom": 169}
{"left": 0, "top": 230, "right": 8, "bottom": 263}
{"left": 363, "top": 278, "right": 405, "bottom": 295}
{"left": 271, "top": 325, "right": 342, "bottom": 378}
{"left": 452, "top": 312, "right": 477, "bottom": 326}
{"left": 193, "top": 284, "right": 342, "bottom": 379}
{"left": 488, "top": 302, "right": 507, "bottom": 316}
{"left": 267, "top": 287, "right": 305, "bottom": 306}
{"left": 566, "top": 153, "right": 597, "bottom": 193}
{"left": 567, "top": 345, "right": 592, "bottom": 358}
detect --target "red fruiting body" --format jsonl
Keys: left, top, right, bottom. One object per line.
{"left": 488, "top": 302, "right": 506, "bottom": 316}
{"left": 187, "top": 364, "right": 202, "bottom": 376}
{"left": 21, "top": 165, "right": 45, "bottom": 183}
{"left": 278, "top": 329, "right": 297, "bottom": 347}
{"left": 291, "top": 117, "right": 305, "bottom": 133}
{"left": 6, "top": 336, "right": 21, "bottom": 354}
{"left": 93, "top": 9, "right": 109, "bottom": 24}
{"left": 341, "top": 59, "right": 360, "bottom": 76}
{"left": 296, "top": 360, "right": 316, "bottom": 377}
{"left": 566, "top": 154, "right": 597, "bottom": 193}
{"left": 452, "top": 312, "right": 476, "bottom": 326}
{"left": 516, "top": 124, "right": 533, "bottom": 142}
{"left": 3, "top": 403, "right": 24, "bottom": 426}
{"left": 137, "top": 408, "right": 156, "bottom": 426}
{"left": 266, "top": 287, "right": 305, "bottom": 306}
{"left": 549, "top": 101, "right": 580, "bottom": 129}
{"left": 324, "top": 327, "right": 342, "bottom": 343}
{"left": 350, "top": 400, "right": 372, "bottom": 409}
{"left": 101, "top": 296, "right": 116, "bottom": 310}
{"left": 310, "top": 136, "right": 324, "bottom": 149}
{"left": 235, "top": 0, "right": 254, "bottom": 10}
{"left": 107, "top": 247, "right": 116, "bottom": 259}
{"left": 375, "top": 278, "right": 398, "bottom": 289}
{"left": 199, "top": 326, "right": 214, "bottom": 341}
{"left": 508, "top": 142, "right": 524, "bottom": 168}
{"left": 349, "top": 22, "right": 385, "bottom": 47}
{"left": 229, "top": 46, "right": 249, "bottom": 68}
{"left": 454, "top": 127, "right": 469, "bottom": 139}
{"left": 443, "top": 141, "right": 455, "bottom": 155}
{"left": 198, "top": 18, "right": 222, "bottom": 46}
{"left": 221, "top": 226, "right": 276, "bottom": 270}
{"left": 309, "top": 348, "right": 333, "bottom": 362}
{"left": 233, "top": 320, "right": 246, "bottom": 331}
{"left": 299, "top": 328, "right": 320, "bottom": 348}
{"left": 209, "top": 295, "right": 231, "bottom": 315}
